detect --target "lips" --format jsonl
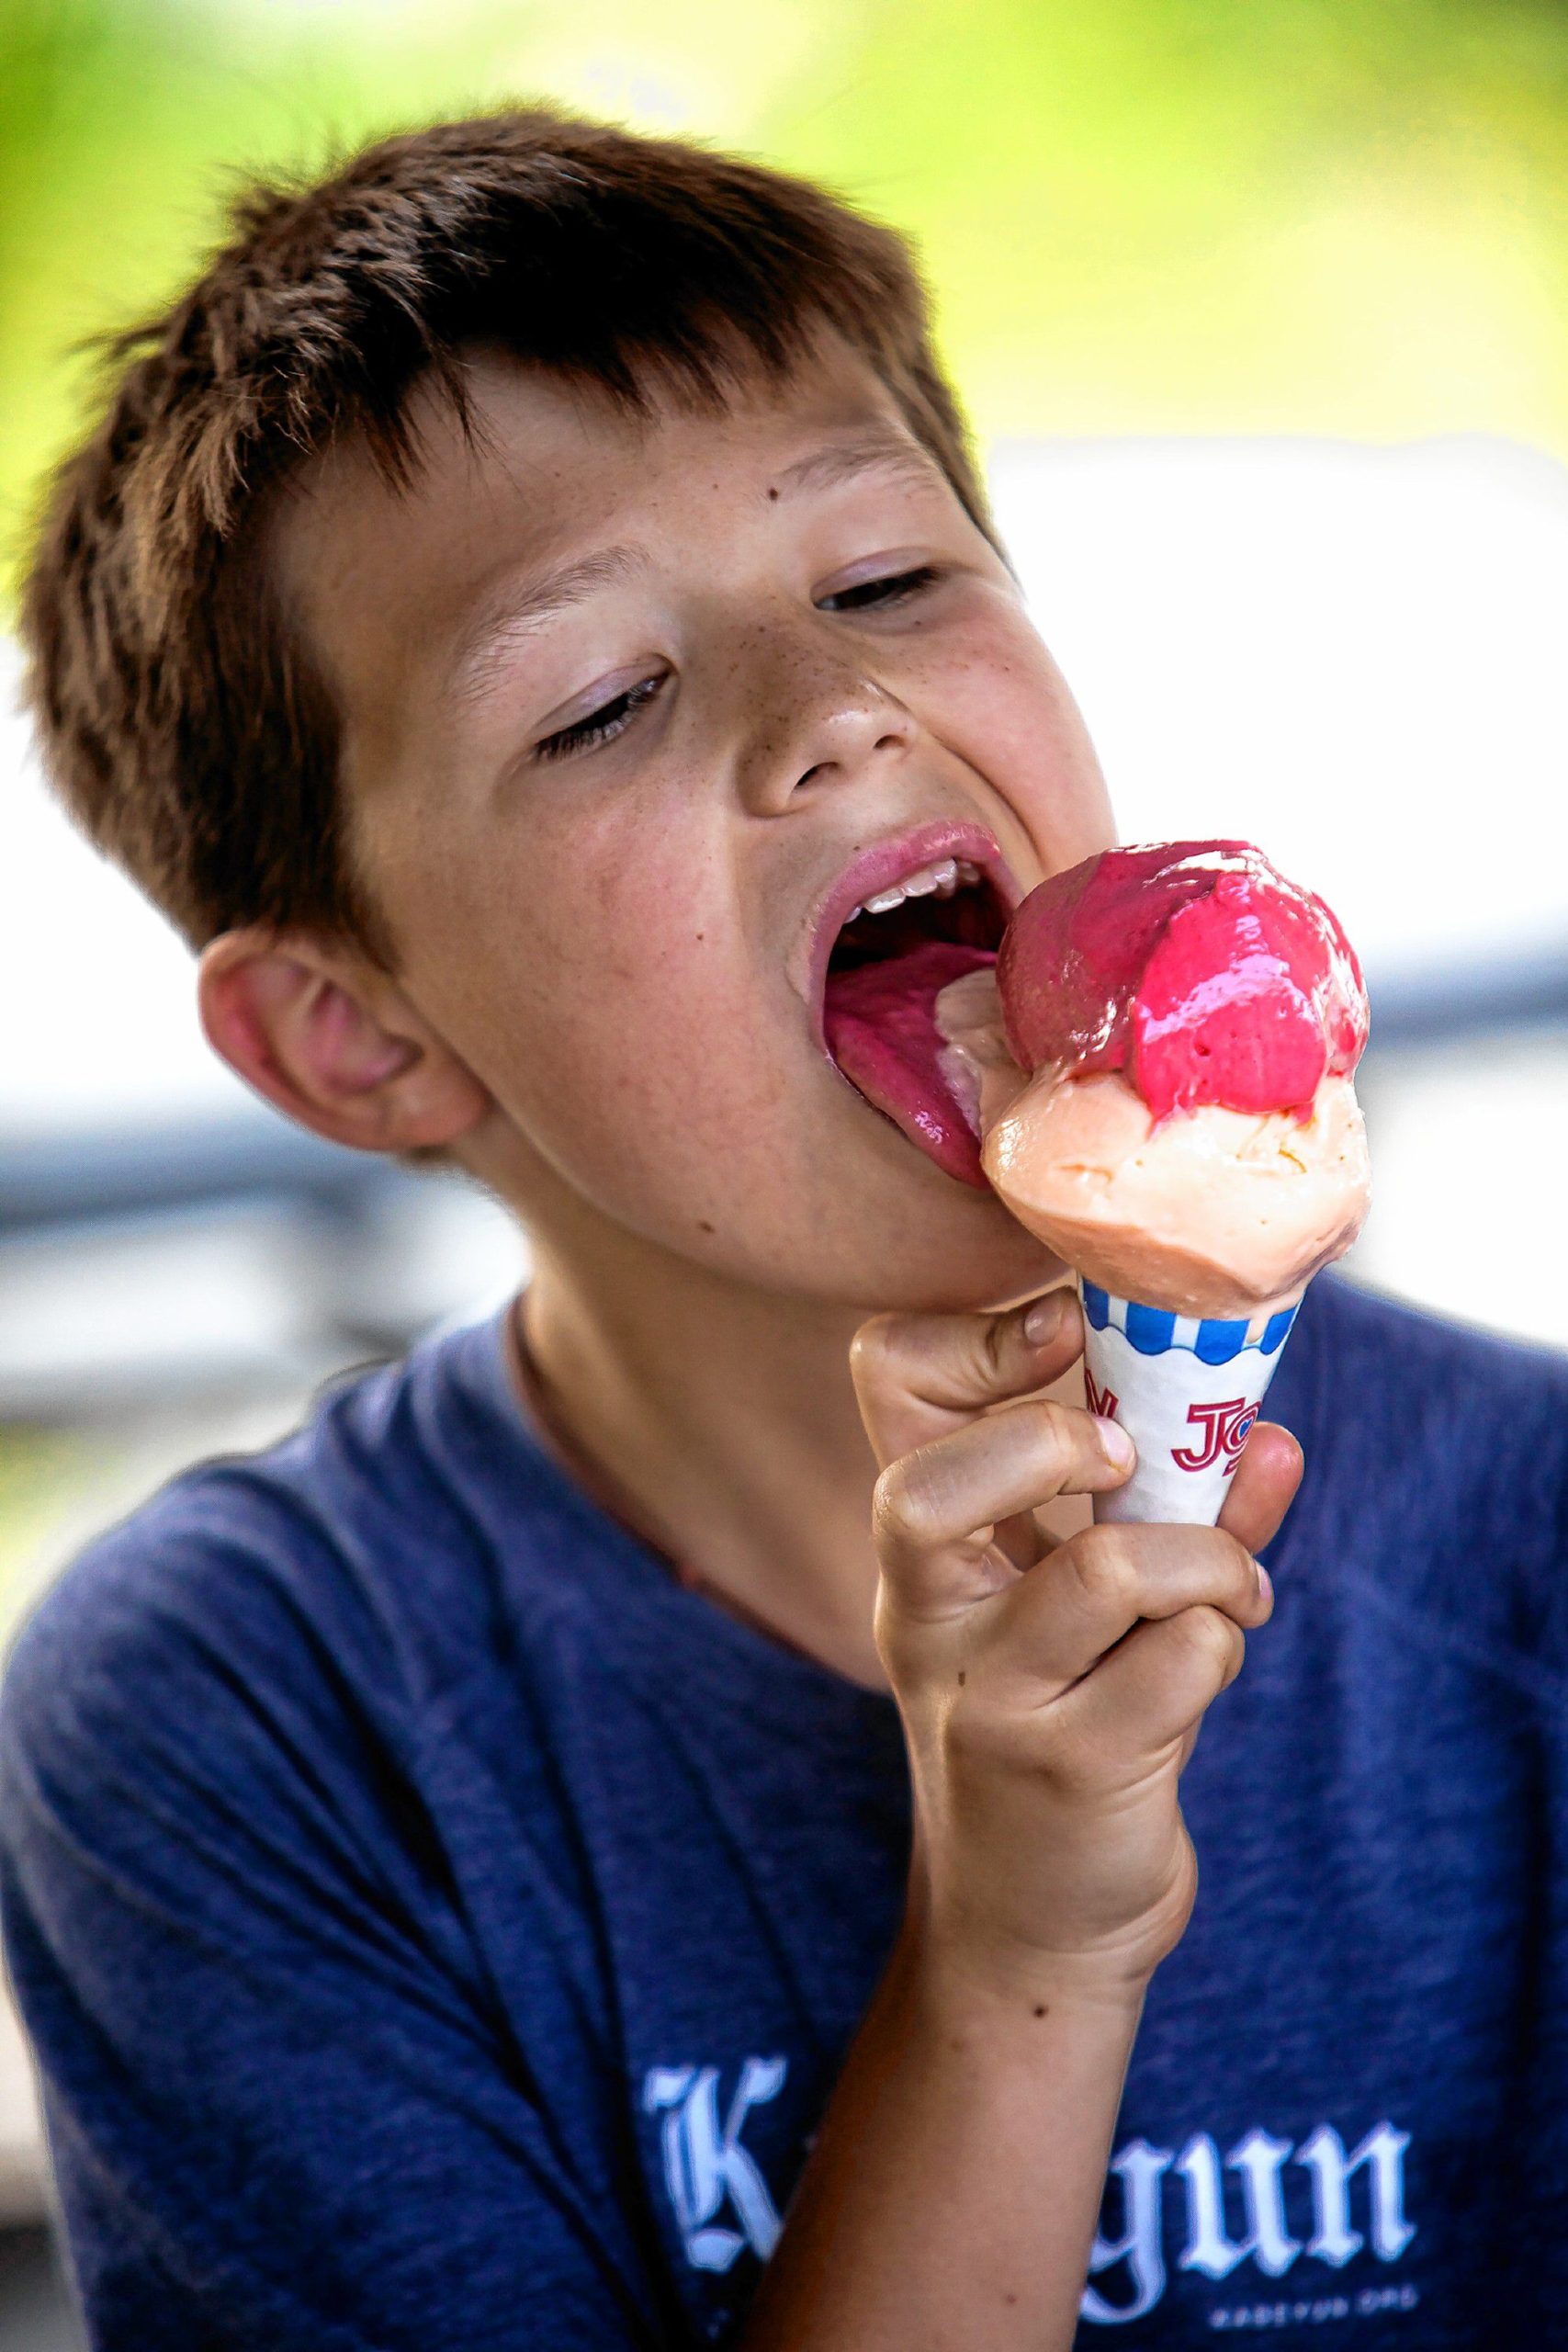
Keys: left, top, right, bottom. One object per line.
{"left": 814, "top": 824, "right": 1016, "bottom": 1185}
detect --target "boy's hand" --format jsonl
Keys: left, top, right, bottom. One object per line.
{"left": 852, "top": 1286, "right": 1302, "bottom": 2001}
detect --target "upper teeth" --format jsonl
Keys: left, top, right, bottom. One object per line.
{"left": 852, "top": 856, "right": 980, "bottom": 920}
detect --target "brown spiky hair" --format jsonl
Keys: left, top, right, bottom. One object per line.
{"left": 21, "top": 107, "right": 996, "bottom": 961}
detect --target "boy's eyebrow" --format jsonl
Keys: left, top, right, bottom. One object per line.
{"left": 767, "top": 428, "right": 943, "bottom": 503}
{"left": 448, "top": 430, "right": 940, "bottom": 710}
{"left": 450, "top": 545, "right": 650, "bottom": 707}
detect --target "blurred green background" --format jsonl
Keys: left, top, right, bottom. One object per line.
{"left": 5, "top": 0, "right": 1568, "bottom": 593}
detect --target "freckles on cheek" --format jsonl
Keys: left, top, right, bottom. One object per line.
{"left": 400, "top": 786, "right": 799, "bottom": 1195}
{"left": 522, "top": 967, "right": 784, "bottom": 1223}
{"left": 937, "top": 615, "right": 1064, "bottom": 735}
{"left": 933, "top": 616, "right": 1111, "bottom": 856}
{"left": 471, "top": 834, "right": 760, "bottom": 1136}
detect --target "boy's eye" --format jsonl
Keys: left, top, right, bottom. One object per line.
{"left": 816, "top": 564, "right": 942, "bottom": 614}
{"left": 535, "top": 672, "right": 668, "bottom": 763}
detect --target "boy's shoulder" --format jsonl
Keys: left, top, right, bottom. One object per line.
{"left": 1297, "top": 1268, "right": 1568, "bottom": 1454}
{"left": 0, "top": 1313, "right": 598, "bottom": 1816}
{"left": 1276, "top": 1273, "right": 1568, "bottom": 1702}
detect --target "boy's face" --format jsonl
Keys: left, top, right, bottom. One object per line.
{"left": 276, "top": 341, "right": 1114, "bottom": 1310}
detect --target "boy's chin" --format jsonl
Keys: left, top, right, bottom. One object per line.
{"left": 822, "top": 1137, "right": 1064, "bottom": 1314}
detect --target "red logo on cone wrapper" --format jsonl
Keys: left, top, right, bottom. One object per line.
{"left": 1171, "top": 1397, "right": 1259, "bottom": 1474}
{"left": 1085, "top": 1369, "right": 1120, "bottom": 1422}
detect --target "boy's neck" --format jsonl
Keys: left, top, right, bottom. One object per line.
{"left": 518, "top": 1230, "right": 889, "bottom": 1688}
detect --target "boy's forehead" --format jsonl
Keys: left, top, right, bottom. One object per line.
{"left": 272, "top": 342, "right": 933, "bottom": 707}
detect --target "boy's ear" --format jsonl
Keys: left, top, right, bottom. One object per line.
{"left": 197, "top": 928, "right": 491, "bottom": 1154}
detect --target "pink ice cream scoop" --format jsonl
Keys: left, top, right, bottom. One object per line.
{"left": 957, "top": 842, "right": 1372, "bottom": 1318}
{"left": 998, "top": 839, "right": 1367, "bottom": 1121}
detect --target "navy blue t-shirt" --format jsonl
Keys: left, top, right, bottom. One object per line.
{"left": 3, "top": 1275, "right": 1567, "bottom": 2347}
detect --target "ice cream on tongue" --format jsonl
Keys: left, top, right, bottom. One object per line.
{"left": 974, "top": 842, "right": 1372, "bottom": 1318}
{"left": 930, "top": 962, "right": 1030, "bottom": 1139}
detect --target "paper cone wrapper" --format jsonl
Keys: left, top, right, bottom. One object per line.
{"left": 1078, "top": 1277, "right": 1301, "bottom": 1525}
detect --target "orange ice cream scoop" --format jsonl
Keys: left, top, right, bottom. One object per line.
{"left": 983, "top": 1068, "right": 1369, "bottom": 1320}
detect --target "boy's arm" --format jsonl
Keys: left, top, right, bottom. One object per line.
{"left": 744, "top": 1290, "right": 1299, "bottom": 2350}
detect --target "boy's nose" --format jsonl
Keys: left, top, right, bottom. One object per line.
{"left": 733, "top": 640, "right": 918, "bottom": 817}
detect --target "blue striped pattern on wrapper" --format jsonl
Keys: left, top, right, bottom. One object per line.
{"left": 1077, "top": 1275, "right": 1303, "bottom": 1526}
{"left": 1080, "top": 1282, "right": 1299, "bottom": 1364}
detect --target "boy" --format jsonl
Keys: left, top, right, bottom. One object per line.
{"left": 3, "top": 107, "right": 1566, "bottom": 2348}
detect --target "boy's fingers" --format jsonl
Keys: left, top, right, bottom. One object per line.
{"left": 873, "top": 1397, "right": 1132, "bottom": 1620}
{"left": 852, "top": 1288, "right": 1082, "bottom": 1468}
{"left": 988, "top": 1521, "right": 1269, "bottom": 1696}
{"left": 1060, "top": 1604, "right": 1248, "bottom": 1758}
{"left": 1217, "top": 1421, "right": 1303, "bottom": 1555}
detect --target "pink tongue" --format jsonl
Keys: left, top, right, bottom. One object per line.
{"left": 825, "top": 940, "right": 997, "bottom": 1187}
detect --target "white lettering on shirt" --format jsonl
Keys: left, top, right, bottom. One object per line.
{"left": 644, "top": 2057, "right": 787, "bottom": 2273}
{"left": 1084, "top": 2119, "right": 1416, "bottom": 2324}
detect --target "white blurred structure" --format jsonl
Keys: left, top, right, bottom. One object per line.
{"left": 989, "top": 434, "right": 1568, "bottom": 1348}
{"left": 1, "top": 654, "right": 242, "bottom": 1140}
{"left": 993, "top": 434, "right": 1568, "bottom": 980}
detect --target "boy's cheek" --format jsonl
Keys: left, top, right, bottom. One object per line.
{"left": 400, "top": 866, "right": 793, "bottom": 1171}
{"left": 398, "top": 857, "right": 1049, "bottom": 1300}
{"left": 880, "top": 587, "right": 1105, "bottom": 821}
{"left": 509, "top": 979, "right": 796, "bottom": 1183}
{"left": 935, "top": 624, "right": 1113, "bottom": 871}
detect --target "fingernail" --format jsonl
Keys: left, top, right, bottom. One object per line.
{"left": 1024, "top": 1291, "right": 1067, "bottom": 1345}
{"left": 1257, "top": 1564, "right": 1274, "bottom": 1604}
{"left": 1097, "top": 1416, "right": 1135, "bottom": 1467}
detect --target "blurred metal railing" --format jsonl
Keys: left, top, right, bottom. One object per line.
{"left": 0, "top": 1113, "right": 408, "bottom": 1239}
{"left": 1362, "top": 947, "right": 1568, "bottom": 1048}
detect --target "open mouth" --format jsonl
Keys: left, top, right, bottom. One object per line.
{"left": 822, "top": 853, "right": 1010, "bottom": 1186}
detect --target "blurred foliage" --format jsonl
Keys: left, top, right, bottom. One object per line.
{"left": 0, "top": 1427, "right": 99, "bottom": 1623}
{"left": 3, "top": 0, "right": 1568, "bottom": 590}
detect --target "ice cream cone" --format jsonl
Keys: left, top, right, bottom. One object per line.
{"left": 1077, "top": 1276, "right": 1301, "bottom": 1526}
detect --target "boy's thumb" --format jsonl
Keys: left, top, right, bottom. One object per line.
{"left": 851, "top": 1285, "right": 1083, "bottom": 1469}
